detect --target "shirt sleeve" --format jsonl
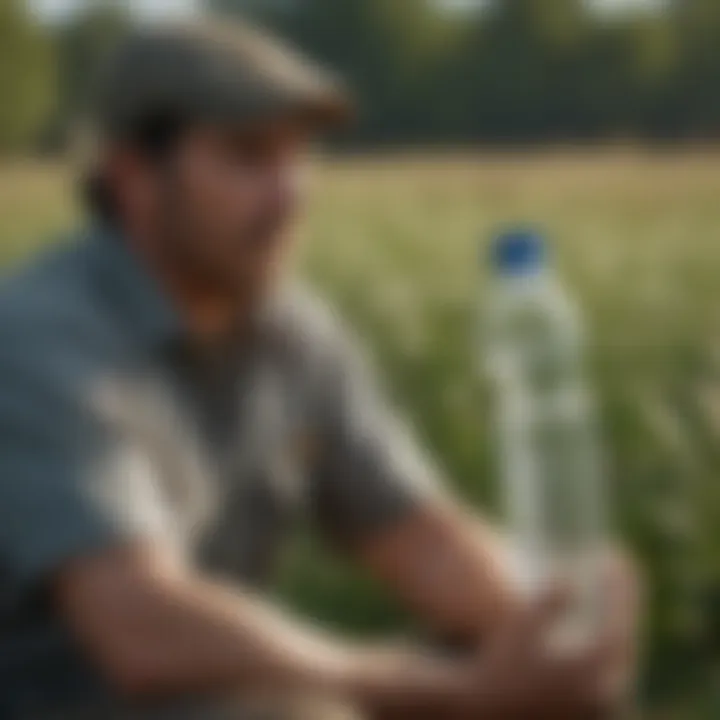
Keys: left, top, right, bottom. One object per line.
{"left": 310, "top": 329, "right": 445, "bottom": 548}
{"left": 0, "top": 346, "right": 174, "bottom": 596}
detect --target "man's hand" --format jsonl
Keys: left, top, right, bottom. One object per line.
{"left": 370, "top": 553, "right": 641, "bottom": 720}
{"left": 450, "top": 553, "right": 642, "bottom": 719}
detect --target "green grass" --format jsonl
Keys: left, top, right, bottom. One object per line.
{"left": 2, "top": 151, "right": 719, "bottom": 713}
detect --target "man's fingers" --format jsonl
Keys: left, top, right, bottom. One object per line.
{"left": 544, "top": 641, "right": 616, "bottom": 713}
{"left": 518, "top": 584, "right": 573, "bottom": 641}
{"left": 572, "top": 604, "right": 637, "bottom": 705}
{"left": 604, "top": 552, "right": 643, "bottom": 685}
{"left": 607, "top": 552, "right": 642, "bottom": 618}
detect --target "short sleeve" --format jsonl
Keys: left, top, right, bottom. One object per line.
{"left": 0, "top": 350, "right": 174, "bottom": 595}
{"left": 310, "top": 332, "right": 444, "bottom": 547}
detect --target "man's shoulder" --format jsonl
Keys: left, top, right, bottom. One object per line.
{"left": 0, "top": 233, "right": 115, "bottom": 383}
{"left": 262, "top": 285, "right": 378, "bottom": 412}
{"left": 0, "top": 234, "right": 92, "bottom": 324}
{"left": 265, "top": 285, "right": 361, "bottom": 368}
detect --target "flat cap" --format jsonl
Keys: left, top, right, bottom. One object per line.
{"left": 94, "top": 18, "right": 352, "bottom": 138}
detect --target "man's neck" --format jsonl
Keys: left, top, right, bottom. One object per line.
{"left": 123, "top": 227, "right": 255, "bottom": 347}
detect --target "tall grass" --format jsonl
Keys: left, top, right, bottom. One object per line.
{"left": 1, "top": 151, "right": 718, "bottom": 712}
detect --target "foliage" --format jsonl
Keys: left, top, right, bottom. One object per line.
{"left": 0, "top": 0, "right": 55, "bottom": 153}
{"left": 7, "top": 0, "right": 720, "bottom": 152}
{"left": 48, "top": 2, "right": 131, "bottom": 147}
{"left": 208, "top": 0, "right": 720, "bottom": 145}
{"left": 290, "top": 152, "right": 720, "bottom": 709}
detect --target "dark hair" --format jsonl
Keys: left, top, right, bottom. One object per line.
{"left": 84, "top": 112, "right": 186, "bottom": 224}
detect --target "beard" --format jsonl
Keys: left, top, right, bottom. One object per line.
{"left": 159, "top": 208, "right": 290, "bottom": 310}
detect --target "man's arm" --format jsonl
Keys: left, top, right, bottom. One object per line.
{"left": 54, "top": 542, "right": 471, "bottom": 710}
{"left": 54, "top": 541, "right": 625, "bottom": 718}
{"left": 355, "top": 500, "right": 519, "bottom": 649}
{"left": 304, "top": 309, "right": 519, "bottom": 648}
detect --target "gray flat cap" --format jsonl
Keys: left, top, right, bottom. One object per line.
{"left": 94, "top": 18, "right": 353, "bottom": 138}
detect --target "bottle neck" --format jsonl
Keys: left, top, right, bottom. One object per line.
{"left": 496, "top": 267, "right": 554, "bottom": 290}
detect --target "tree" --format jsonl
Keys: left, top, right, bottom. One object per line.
{"left": 668, "top": 0, "right": 720, "bottom": 138}
{"left": 0, "top": 0, "right": 56, "bottom": 154}
{"left": 198, "top": 0, "right": 720, "bottom": 144}
{"left": 207, "top": 0, "right": 461, "bottom": 143}
{"left": 49, "top": 3, "right": 131, "bottom": 148}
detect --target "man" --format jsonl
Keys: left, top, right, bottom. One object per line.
{"left": 0, "top": 18, "right": 638, "bottom": 720}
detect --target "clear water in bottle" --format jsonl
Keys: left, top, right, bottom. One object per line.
{"left": 482, "top": 229, "right": 607, "bottom": 650}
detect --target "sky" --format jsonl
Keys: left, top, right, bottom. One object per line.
{"left": 32, "top": 0, "right": 666, "bottom": 23}
{"left": 31, "top": 0, "right": 199, "bottom": 22}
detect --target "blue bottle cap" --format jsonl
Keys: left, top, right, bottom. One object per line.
{"left": 490, "top": 228, "right": 546, "bottom": 275}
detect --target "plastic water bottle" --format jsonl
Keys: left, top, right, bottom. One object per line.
{"left": 482, "top": 229, "right": 607, "bottom": 650}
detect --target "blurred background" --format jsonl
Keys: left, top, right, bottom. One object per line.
{"left": 2, "top": 0, "right": 720, "bottom": 715}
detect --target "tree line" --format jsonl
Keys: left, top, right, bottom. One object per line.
{"left": 2, "top": 0, "right": 720, "bottom": 154}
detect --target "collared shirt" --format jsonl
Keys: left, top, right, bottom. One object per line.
{"left": 0, "top": 227, "right": 441, "bottom": 717}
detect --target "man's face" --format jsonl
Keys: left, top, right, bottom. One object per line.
{"left": 152, "top": 121, "right": 310, "bottom": 299}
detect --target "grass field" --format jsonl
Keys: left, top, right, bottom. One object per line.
{"left": 1, "top": 152, "right": 719, "bottom": 714}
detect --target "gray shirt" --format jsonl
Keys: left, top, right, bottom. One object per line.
{"left": 0, "top": 228, "right": 440, "bottom": 717}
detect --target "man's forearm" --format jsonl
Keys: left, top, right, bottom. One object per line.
{"left": 59, "top": 551, "right": 470, "bottom": 713}
{"left": 356, "top": 505, "right": 521, "bottom": 650}
{"left": 144, "top": 574, "right": 468, "bottom": 710}
{"left": 60, "top": 544, "right": 635, "bottom": 718}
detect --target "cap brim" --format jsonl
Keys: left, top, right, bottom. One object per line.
{"left": 225, "top": 85, "right": 355, "bottom": 133}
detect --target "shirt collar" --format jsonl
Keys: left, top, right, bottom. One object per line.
{"left": 88, "top": 224, "right": 185, "bottom": 351}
